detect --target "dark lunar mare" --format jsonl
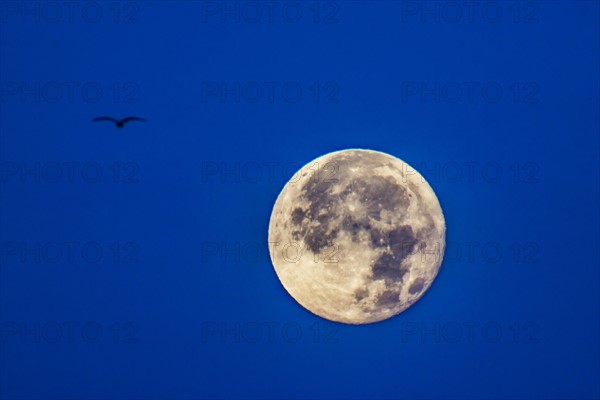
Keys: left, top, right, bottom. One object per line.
{"left": 289, "top": 154, "right": 424, "bottom": 306}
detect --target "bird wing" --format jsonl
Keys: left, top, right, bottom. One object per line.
{"left": 121, "top": 116, "right": 146, "bottom": 123}
{"left": 93, "top": 116, "right": 118, "bottom": 123}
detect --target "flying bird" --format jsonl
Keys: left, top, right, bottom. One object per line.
{"left": 93, "top": 116, "right": 146, "bottom": 128}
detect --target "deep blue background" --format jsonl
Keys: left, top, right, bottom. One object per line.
{"left": 1, "top": 1, "right": 599, "bottom": 399}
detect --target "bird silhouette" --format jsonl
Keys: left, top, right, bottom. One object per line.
{"left": 93, "top": 116, "right": 146, "bottom": 128}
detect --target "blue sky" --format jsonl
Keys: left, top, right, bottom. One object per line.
{"left": 1, "top": 1, "right": 599, "bottom": 399}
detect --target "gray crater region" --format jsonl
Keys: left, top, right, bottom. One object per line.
{"left": 268, "top": 149, "right": 446, "bottom": 324}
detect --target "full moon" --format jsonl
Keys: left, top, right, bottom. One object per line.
{"left": 268, "top": 149, "right": 446, "bottom": 324}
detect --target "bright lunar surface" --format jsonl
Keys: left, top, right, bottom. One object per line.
{"left": 268, "top": 149, "right": 446, "bottom": 324}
